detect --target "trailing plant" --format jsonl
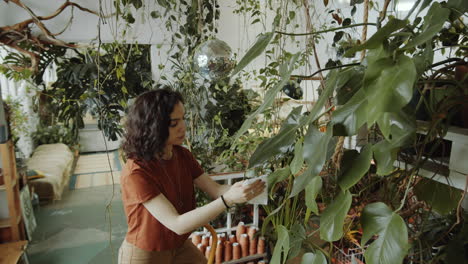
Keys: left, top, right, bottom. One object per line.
{"left": 231, "top": 0, "right": 467, "bottom": 263}
{"left": 3, "top": 96, "right": 29, "bottom": 144}
{"left": 32, "top": 124, "right": 77, "bottom": 147}
{"left": 49, "top": 43, "right": 154, "bottom": 142}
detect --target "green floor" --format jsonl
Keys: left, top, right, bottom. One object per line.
{"left": 28, "top": 184, "right": 127, "bottom": 264}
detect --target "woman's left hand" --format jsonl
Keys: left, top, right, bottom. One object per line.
{"left": 223, "top": 179, "right": 265, "bottom": 206}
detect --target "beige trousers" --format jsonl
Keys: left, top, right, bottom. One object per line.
{"left": 118, "top": 239, "right": 207, "bottom": 264}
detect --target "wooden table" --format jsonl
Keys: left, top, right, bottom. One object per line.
{"left": 0, "top": 241, "right": 28, "bottom": 264}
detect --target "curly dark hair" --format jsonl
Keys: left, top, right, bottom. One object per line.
{"left": 122, "top": 88, "right": 184, "bottom": 161}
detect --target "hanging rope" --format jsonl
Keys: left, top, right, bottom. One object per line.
{"left": 360, "top": 0, "right": 370, "bottom": 61}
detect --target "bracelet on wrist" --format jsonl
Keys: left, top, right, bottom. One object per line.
{"left": 220, "top": 195, "right": 231, "bottom": 209}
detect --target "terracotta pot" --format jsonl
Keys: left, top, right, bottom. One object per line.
{"left": 224, "top": 241, "right": 232, "bottom": 261}
{"left": 249, "top": 237, "right": 258, "bottom": 255}
{"left": 239, "top": 233, "right": 249, "bottom": 257}
{"left": 197, "top": 243, "right": 206, "bottom": 255}
{"left": 229, "top": 234, "right": 237, "bottom": 243}
{"left": 257, "top": 236, "right": 266, "bottom": 254}
{"left": 215, "top": 241, "right": 223, "bottom": 264}
{"left": 247, "top": 226, "right": 258, "bottom": 240}
{"left": 232, "top": 242, "right": 241, "bottom": 260}
{"left": 201, "top": 235, "right": 210, "bottom": 247}
{"left": 218, "top": 233, "right": 226, "bottom": 243}
{"left": 191, "top": 232, "right": 202, "bottom": 245}
{"left": 236, "top": 221, "right": 246, "bottom": 242}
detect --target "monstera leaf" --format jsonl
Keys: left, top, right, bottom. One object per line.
{"left": 290, "top": 125, "right": 333, "bottom": 197}
{"left": 363, "top": 54, "right": 417, "bottom": 124}
{"left": 361, "top": 203, "right": 410, "bottom": 264}
{"left": 231, "top": 32, "right": 275, "bottom": 76}
{"left": 233, "top": 53, "right": 300, "bottom": 142}
{"left": 319, "top": 190, "right": 352, "bottom": 242}
{"left": 344, "top": 18, "right": 407, "bottom": 57}
{"left": 305, "top": 176, "right": 323, "bottom": 215}
{"left": 290, "top": 138, "right": 304, "bottom": 175}
{"left": 248, "top": 106, "right": 303, "bottom": 168}
{"left": 289, "top": 223, "right": 306, "bottom": 259}
{"left": 373, "top": 140, "right": 398, "bottom": 176}
{"left": 332, "top": 89, "right": 367, "bottom": 136}
{"left": 404, "top": 2, "right": 450, "bottom": 50}
{"left": 377, "top": 111, "right": 416, "bottom": 147}
{"left": 338, "top": 144, "right": 373, "bottom": 190}
{"left": 271, "top": 225, "right": 290, "bottom": 264}
{"left": 268, "top": 167, "right": 291, "bottom": 197}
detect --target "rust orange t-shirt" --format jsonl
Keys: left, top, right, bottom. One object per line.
{"left": 120, "top": 145, "right": 204, "bottom": 251}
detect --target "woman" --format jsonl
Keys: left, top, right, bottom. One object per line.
{"left": 119, "top": 88, "right": 265, "bottom": 264}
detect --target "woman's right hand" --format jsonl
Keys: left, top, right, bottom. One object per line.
{"left": 222, "top": 179, "right": 265, "bottom": 207}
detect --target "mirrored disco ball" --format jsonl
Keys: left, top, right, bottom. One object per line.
{"left": 193, "top": 39, "right": 236, "bottom": 81}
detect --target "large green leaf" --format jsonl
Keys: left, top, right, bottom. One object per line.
{"left": 303, "top": 125, "right": 333, "bottom": 167}
{"left": 363, "top": 45, "right": 389, "bottom": 67}
{"left": 271, "top": 225, "right": 290, "bottom": 264}
{"left": 417, "top": 0, "right": 433, "bottom": 15}
{"left": 344, "top": 18, "right": 407, "bottom": 57}
{"left": 338, "top": 144, "right": 373, "bottom": 190}
{"left": 413, "top": 41, "right": 434, "bottom": 75}
{"left": 248, "top": 106, "right": 303, "bottom": 168}
{"left": 231, "top": 32, "right": 275, "bottom": 76}
{"left": 290, "top": 167, "right": 313, "bottom": 198}
{"left": 268, "top": 167, "right": 291, "bottom": 197}
{"left": 361, "top": 203, "right": 410, "bottom": 264}
{"left": 447, "top": 0, "right": 468, "bottom": 13}
{"left": 332, "top": 89, "right": 367, "bottom": 136}
{"left": 301, "top": 251, "right": 328, "bottom": 264}
{"left": 414, "top": 178, "right": 462, "bottom": 215}
{"left": 290, "top": 138, "right": 304, "bottom": 175}
{"left": 335, "top": 66, "right": 365, "bottom": 105}
{"left": 404, "top": 2, "right": 450, "bottom": 50}
{"left": 301, "top": 70, "right": 341, "bottom": 126}
{"left": 233, "top": 53, "right": 300, "bottom": 142}
{"left": 377, "top": 111, "right": 416, "bottom": 147}
{"left": 319, "top": 190, "right": 352, "bottom": 242}
{"left": 289, "top": 223, "right": 306, "bottom": 259}
{"left": 305, "top": 175, "right": 323, "bottom": 215}
{"left": 363, "top": 54, "right": 417, "bottom": 124}
{"left": 290, "top": 125, "right": 333, "bottom": 197}
{"left": 372, "top": 140, "right": 398, "bottom": 176}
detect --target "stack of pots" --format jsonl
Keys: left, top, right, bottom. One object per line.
{"left": 191, "top": 222, "right": 267, "bottom": 264}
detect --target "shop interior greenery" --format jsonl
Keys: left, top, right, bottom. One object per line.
{"left": 1, "top": 0, "right": 467, "bottom": 263}
{"left": 227, "top": 0, "right": 467, "bottom": 263}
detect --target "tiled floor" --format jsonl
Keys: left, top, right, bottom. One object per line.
{"left": 28, "top": 151, "right": 127, "bottom": 264}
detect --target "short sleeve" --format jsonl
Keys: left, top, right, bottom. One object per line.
{"left": 179, "top": 147, "right": 204, "bottom": 180}
{"left": 122, "top": 165, "right": 162, "bottom": 205}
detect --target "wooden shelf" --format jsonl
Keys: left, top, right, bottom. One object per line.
{"left": 222, "top": 253, "right": 267, "bottom": 264}
{"left": 0, "top": 179, "right": 16, "bottom": 190}
{"left": 0, "top": 140, "right": 25, "bottom": 242}
{"left": 0, "top": 216, "right": 21, "bottom": 228}
{"left": 0, "top": 240, "right": 28, "bottom": 264}
{"left": 0, "top": 218, "right": 10, "bottom": 228}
